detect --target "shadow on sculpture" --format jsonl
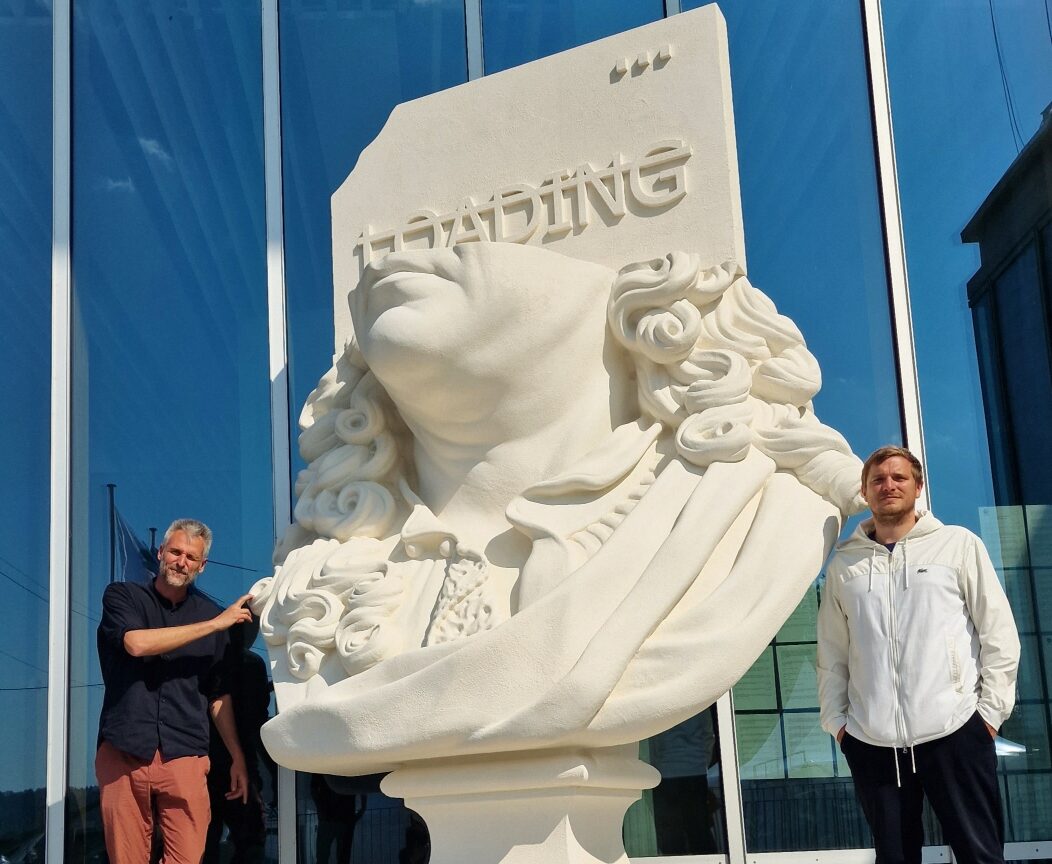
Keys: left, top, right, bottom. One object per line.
{"left": 252, "top": 241, "right": 863, "bottom": 863}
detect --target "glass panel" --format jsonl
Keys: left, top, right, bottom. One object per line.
{"left": 885, "top": 0, "right": 1052, "bottom": 849}
{"left": 736, "top": 588, "right": 890, "bottom": 851}
{"left": 0, "top": 1, "right": 51, "bottom": 858}
{"left": 66, "top": 2, "right": 274, "bottom": 862}
{"left": 1037, "top": 569, "right": 1052, "bottom": 637}
{"left": 973, "top": 294, "right": 1016, "bottom": 503}
{"left": 481, "top": 0, "right": 665, "bottom": 75}
{"left": 993, "top": 245, "right": 1052, "bottom": 504}
{"left": 298, "top": 773, "right": 419, "bottom": 864}
{"left": 628, "top": 706, "right": 726, "bottom": 857}
{"left": 684, "top": 0, "right": 901, "bottom": 456}
{"left": 884, "top": 0, "right": 1051, "bottom": 530}
{"left": 675, "top": 0, "right": 900, "bottom": 852}
{"left": 278, "top": 1, "right": 467, "bottom": 858}
{"left": 1003, "top": 773, "right": 1052, "bottom": 842}
{"left": 281, "top": 0, "right": 469, "bottom": 482}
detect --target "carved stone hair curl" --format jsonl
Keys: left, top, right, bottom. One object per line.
{"left": 609, "top": 253, "right": 862, "bottom": 513}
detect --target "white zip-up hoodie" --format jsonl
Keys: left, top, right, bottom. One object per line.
{"left": 817, "top": 511, "right": 1020, "bottom": 748}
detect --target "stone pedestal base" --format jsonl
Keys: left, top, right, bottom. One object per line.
{"left": 380, "top": 745, "right": 660, "bottom": 864}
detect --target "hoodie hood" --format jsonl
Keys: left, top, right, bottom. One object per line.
{"left": 836, "top": 510, "right": 944, "bottom": 552}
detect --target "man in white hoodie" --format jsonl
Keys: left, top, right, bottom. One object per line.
{"left": 817, "top": 446, "right": 1020, "bottom": 864}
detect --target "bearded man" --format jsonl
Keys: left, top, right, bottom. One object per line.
{"left": 96, "top": 518, "right": 254, "bottom": 864}
{"left": 818, "top": 446, "right": 1020, "bottom": 864}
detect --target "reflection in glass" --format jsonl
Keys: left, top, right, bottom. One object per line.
{"left": 883, "top": 0, "right": 1052, "bottom": 533}
{"left": 676, "top": 0, "right": 899, "bottom": 852}
{"left": 481, "top": 0, "right": 664, "bottom": 75}
{"left": 66, "top": 2, "right": 274, "bottom": 861}
{"left": 279, "top": 1, "right": 468, "bottom": 857}
{"left": 628, "top": 707, "right": 727, "bottom": 857}
{"left": 0, "top": 1, "right": 51, "bottom": 859}
{"left": 887, "top": 1, "right": 1052, "bottom": 850}
{"left": 297, "top": 774, "right": 426, "bottom": 864}
{"left": 885, "top": 1, "right": 1052, "bottom": 844}
{"left": 735, "top": 588, "right": 872, "bottom": 852}
{"left": 987, "top": 247, "right": 1052, "bottom": 503}
{"left": 684, "top": 0, "right": 900, "bottom": 458}
{"left": 281, "top": 0, "right": 469, "bottom": 482}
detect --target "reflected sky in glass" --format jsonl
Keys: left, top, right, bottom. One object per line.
{"left": 278, "top": 3, "right": 468, "bottom": 859}
{"left": 281, "top": 0, "right": 469, "bottom": 485}
{"left": 0, "top": 2, "right": 52, "bottom": 835}
{"left": 481, "top": 0, "right": 664, "bottom": 74}
{"left": 883, "top": 0, "right": 1052, "bottom": 531}
{"left": 686, "top": 0, "right": 901, "bottom": 461}
{"left": 678, "top": 0, "right": 899, "bottom": 853}
{"left": 67, "top": 1, "right": 272, "bottom": 860}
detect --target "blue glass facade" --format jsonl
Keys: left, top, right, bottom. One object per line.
{"left": 2, "top": 0, "right": 1049, "bottom": 861}
{"left": 0, "top": 3, "right": 51, "bottom": 860}
{"left": 66, "top": 2, "right": 275, "bottom": 860}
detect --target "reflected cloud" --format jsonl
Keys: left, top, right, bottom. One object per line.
{"left": 103, "top": 177, "right": 135, "bottom": 193}
{"left": 137, "top": 137, "right": 173, "bottom": 170}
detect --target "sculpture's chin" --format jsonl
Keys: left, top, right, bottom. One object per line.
{"left": 260, "top": 451, "right": 840, "bottom": 777}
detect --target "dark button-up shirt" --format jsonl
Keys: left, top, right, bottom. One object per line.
{"left": 97, "top": 580, "right": 229, "bottom": 761}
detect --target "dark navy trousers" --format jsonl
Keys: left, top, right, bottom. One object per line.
{"left": 840, "top": 712, "right": 1005, "bottom": 864}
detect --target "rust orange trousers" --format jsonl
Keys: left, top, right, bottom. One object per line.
{"left": 96, "top": 741, "right": 211, "bottom": 864}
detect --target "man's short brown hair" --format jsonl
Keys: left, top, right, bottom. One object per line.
{"left": 861, "top": 445, "right": 924, "bottom": 488}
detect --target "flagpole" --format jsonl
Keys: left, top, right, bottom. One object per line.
{"left": 107, "top": 483, "right": 116, "bottom": 584}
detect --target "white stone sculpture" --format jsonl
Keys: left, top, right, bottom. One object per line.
{"left": 252, "top": 8, "right": 866, "bottom": 862}
{"left": 251, "top": 242, "right": 863, "bottom": 862}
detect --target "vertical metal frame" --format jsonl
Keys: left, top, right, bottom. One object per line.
{"left": 260, "top": 1, "right": 296, "bottom": 861}
{"left": 860, "top": 0, "right": 930, "bottom": 508}
{"left": 664, "top": 0, "right": 683, "bottom": 15}
{"left": 45, "top": 0, "right": 72, "bottom": 861}
{"left": 716, "top": 691, "right": 747, "bottom": 864}
{"left": 465, "top": 0, "right": 484, "bottom": 80}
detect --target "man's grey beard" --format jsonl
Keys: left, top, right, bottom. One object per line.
{"left": 161, "top": 564, "right": 198, "bottom": 588}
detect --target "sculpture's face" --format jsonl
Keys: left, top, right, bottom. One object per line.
{"left": 352, "top": 246, "right": 464, "bottom": 350}
{"left": 350, "top": 242, "right": 614, "bottom": 403}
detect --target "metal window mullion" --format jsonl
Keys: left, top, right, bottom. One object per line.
{"left": 465, "top": 0, "right": 483, "bottom": 79}
{"left": 860, "top": 0, "right": 929, "bottom": 509}
{"left": 45, "top": 0, "right": 73, "bottom": 861}
{"left": 716, "top": 691, "right": 747, "bottom": 864}
{"left": 260, "top": 1, "right": 295, "bottom": 862}
{"left": 664, "top": 0, "right": 682, "bottom": 15}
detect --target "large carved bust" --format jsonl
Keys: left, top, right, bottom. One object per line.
{"left": 252, "top": 241, "right": 862, "bottom": 776}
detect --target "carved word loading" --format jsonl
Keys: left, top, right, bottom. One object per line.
{"left": 354, "top": 140, "right": 691, "bottom": 266}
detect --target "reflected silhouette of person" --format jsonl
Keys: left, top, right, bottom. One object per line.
{"left": 648, "top": 706, "right": 718, "bottom": 855}
{"left": 310, "top": 775, "right": 367, "bottom": 864}
{"left": 398, "top": 810, "right": 430, "bottom": 864}
{"left": 203, "top": 617, "right": 273, "bottom": 864}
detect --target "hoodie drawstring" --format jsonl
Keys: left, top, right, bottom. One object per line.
{"left": 891, "top": 745, "right": 918, "bottom": 788}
